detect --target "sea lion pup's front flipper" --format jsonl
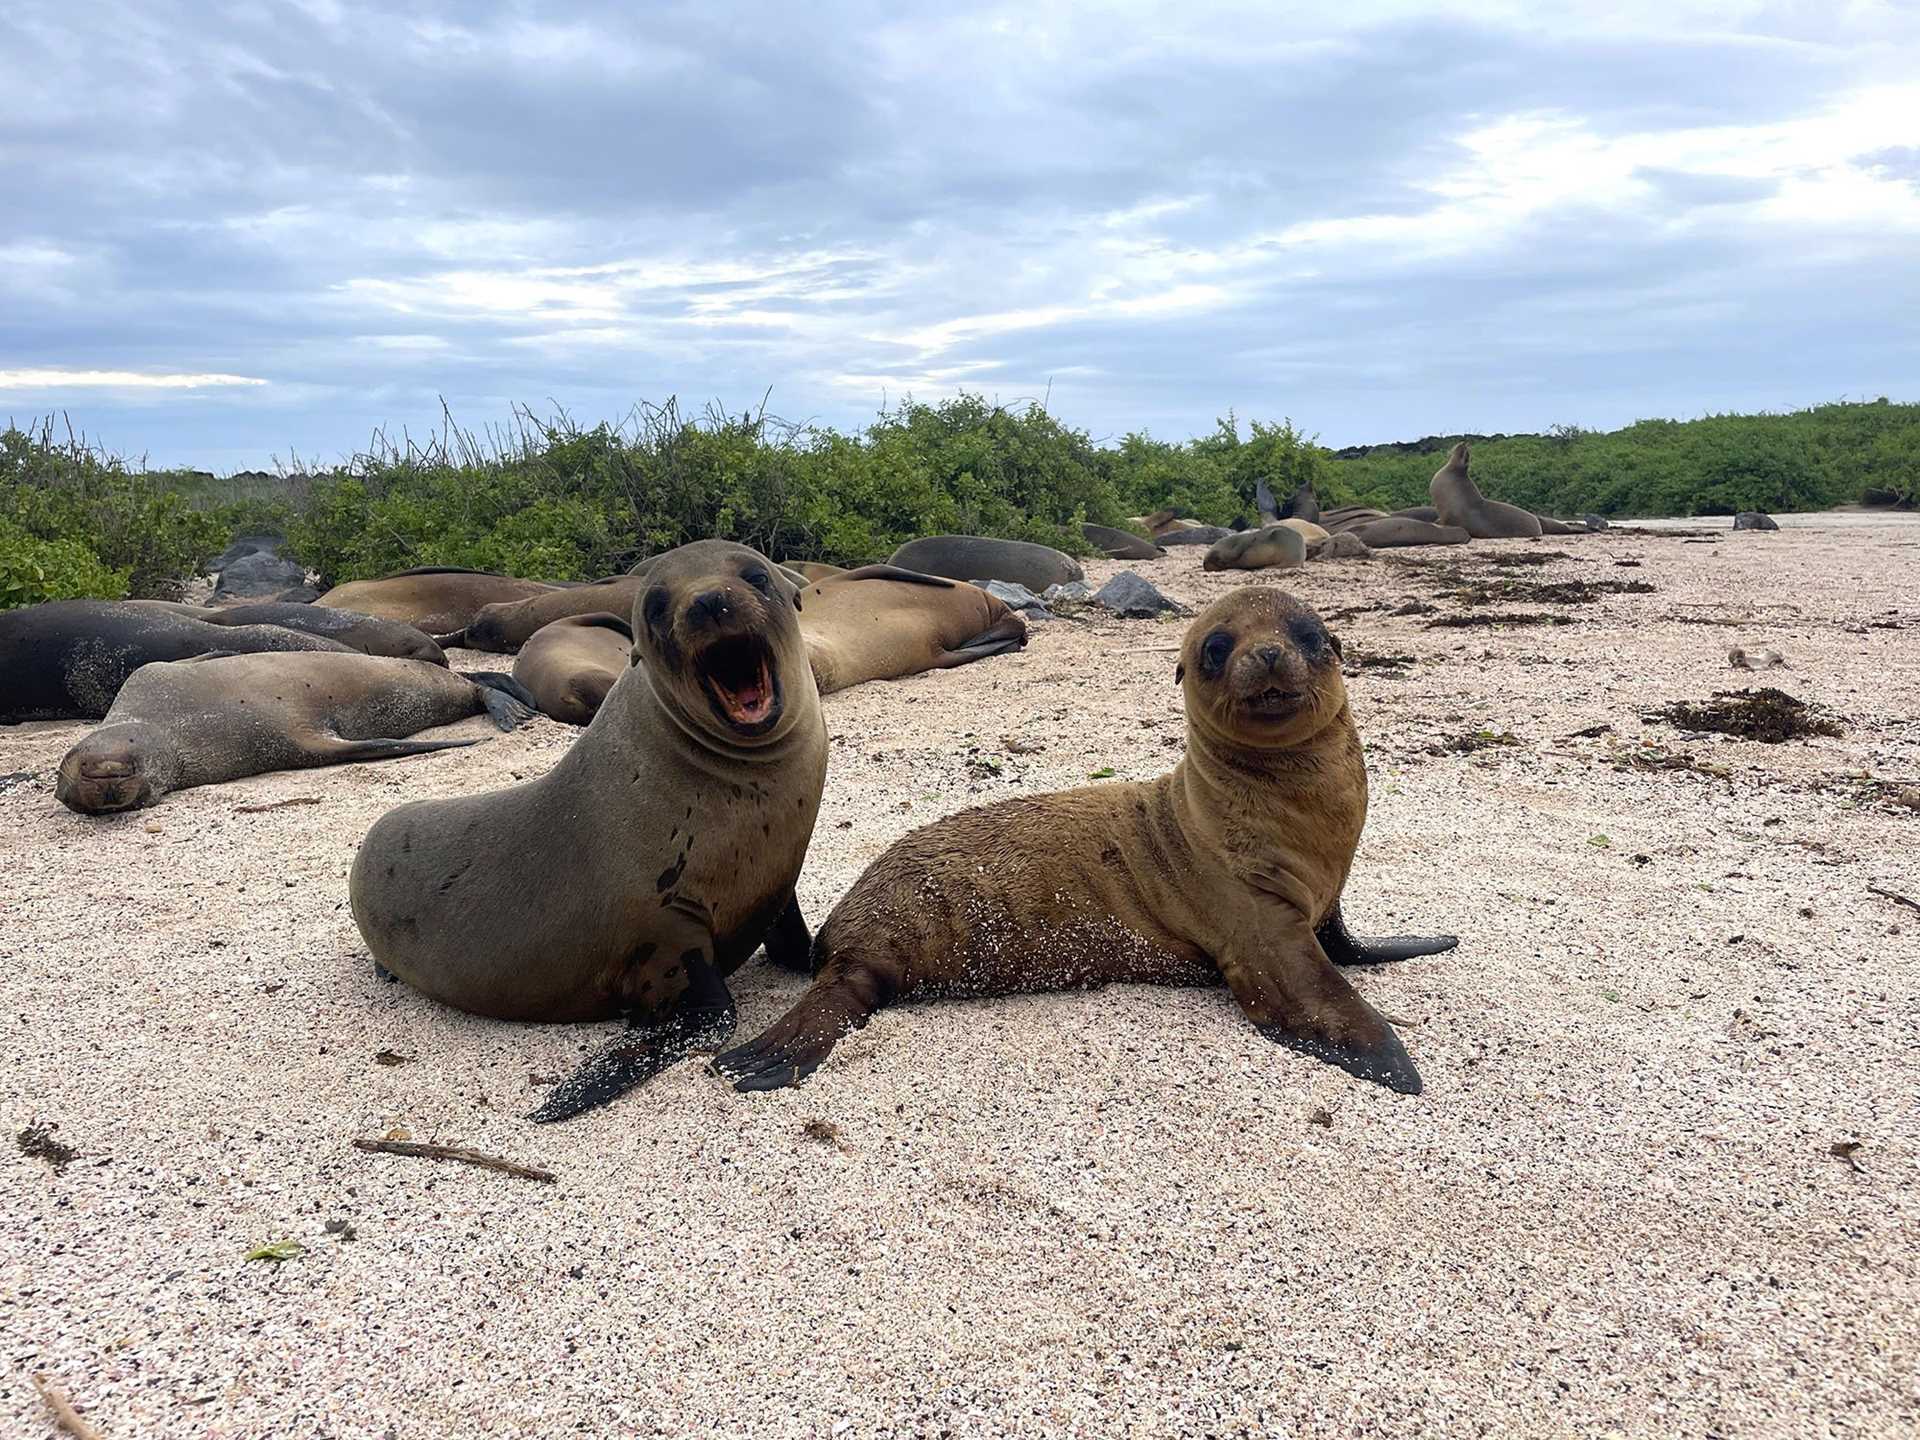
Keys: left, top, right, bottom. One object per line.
{"left": 529, "top": 915, "right": 737, "bottom": 1123}
{"left": 1316, "top": 902, "right": 1458, "bottom": 966}
{"left": 466, "top": 671, "right": 539, "bottom": 730}
{"left": 712, "top": 954, "right": 893, "bottom": 1091}
{"left": 1218, "top": 918, "right": 1422, "bottom": 1095}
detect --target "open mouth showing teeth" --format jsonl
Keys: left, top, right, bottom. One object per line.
{"left": 1244, "top": 686, "right": 1302, "bottom": 714}
{"left": 698, "top": 634, "right": 780, "bottom": 733}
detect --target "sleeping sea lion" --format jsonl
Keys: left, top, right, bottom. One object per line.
{"left": 1316, "top": 509, "right": 1470, "bottom": 548}
{"left": 714, "top": 586, "right": 1455, "bottom": 1096}
{"left": 349, "top": 540, "right": 829, "bottom": 1122}
{"left": 462, "top": 575, "right": 647, "bottom": 653}
{"left": 887, "top": 536, "right": 1083, "bottom": 593}
{"left": 1, "top": 599, "right": 355, "bottom": 723}
{"left": 798, "top": 566, "right": 1028, "bottom": 694}
{"left": 55, "top": 654, "right": 533, "bottom": 813}
{"left": 316, "top": 567, "right": 564, "bottom": 637}
{"left": 1083, "top": 523, "right": 1165, "bottom": 561}
{"left": 1156, "top": 526, "right": 1235, "bottom": 546}
{"left": 512, "top": 612, "right": 634, "bottom": 725}
{"left": 1429, "top": 443, "right": 1543, "bottom": 539}
{"left": 1277, "top": 518, "right": 1330, "bottom": 546}
{"left": 1203, "top": 526, "right": 1307, "bottom": 572}
{"left": 127, "top": 600, "right": 445, "bottom": 664}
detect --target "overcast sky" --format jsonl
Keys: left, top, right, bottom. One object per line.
{"left": 3, "top": 1, "right": 1917, "bottom": 470}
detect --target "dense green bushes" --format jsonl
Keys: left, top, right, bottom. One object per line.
{"left": 0, "top": 422, "right": 229, "bottom": 604}
{"left": 2, "top": 395, "right": 1912, "bottom": 606}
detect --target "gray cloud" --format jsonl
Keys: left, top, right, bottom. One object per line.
{"left": 2, "top": 0, "right": 1917, "bottom": 469}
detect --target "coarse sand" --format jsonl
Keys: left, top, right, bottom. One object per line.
{"left": 4, "top": 515, "right": 1917, "bottom": 1437}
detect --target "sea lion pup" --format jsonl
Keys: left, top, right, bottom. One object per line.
{"left": 716, "top": 587, "right": 1456, "bottom": 1097}
{"left": 129, "top": 600, "right": 446, "bottom": 664}
{"left": 1203, "top": 525, "right": 1307, "bottom": 572}
{"left": 0, "top": 599, "right": 356, "bottom": 723}
{"left": 1083, "top": 523, "right": 1165, "bottom": 561}
{"left": 511, "top": 612, "right": 633, "bottom": 725}
{"left": 799, "top": 565, "right": 1028, "bottom": 694}
{"left": 349, "top": 540, "right": 828, "bottom": 1123}
{"left": 1429, "top": 443, "right": 1543, "bottom": 539}
{"left": 55, "top": 654, "right": 534, "bottom": 814}
{"left": 316, "top": 567, "right": 563, "bottom": 638}
{"left": 887, "top": 535, "right": 1084, "bottom": 593}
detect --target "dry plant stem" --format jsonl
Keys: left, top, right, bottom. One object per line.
{"left": 1107, "top": 644, "right": 1184, "bottom": 654}
{"left": 34, "top": 1375, "right": 104, "bottom": 1440}
{"left": 233, "top": 796, "right": 322, "bottom": 813}
{"left": 352, "top": 1138, "right": 556, "bottom": 1183}
{"left": 1866, "top": 885, "right": 1920, "bottom": 914}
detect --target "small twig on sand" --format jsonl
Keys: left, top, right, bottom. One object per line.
{"left": 34, "top": 1375, "right": 103, "bottom": 1440}
{"left": 352, "top": 1137, "right": 555, "bottom": 1183}
{"left": 1107, "top": 644, "right": 1183, "bottom": 655}
{"left": 233, "top": 797, "right": 322, "bottom": 814}
{"left": 1866, "top": 885, "right": 1920, "bottom": 914}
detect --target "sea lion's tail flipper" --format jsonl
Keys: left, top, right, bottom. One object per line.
{"left": 1316, "top": 904, "right": 1458, "bottom": 966}
{"left": 1220, "top": 931, "right": 1423, "bottom": 1095}
{"left": 529, "top": 957, "right": 737, "bottom": 1123}
{"left": 467, "top": 671, "right": 539, "bottom": 730}
{"left": 935, "top": 614, "right": 1030, "bottom": 670}
{"left": 429, "top": 629, "right": 467, "bottom": 649}
{"left": 713, "top": 957, "right": 895, "bottom": 1092}
{"left": 1256, "top": 477, "right": 1279, "bottom": 525}
{"left": 325, "top": 736, "right": 482, "bottom": 763}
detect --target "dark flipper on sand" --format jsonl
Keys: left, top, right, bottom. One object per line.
{"left": 1317, "top": 903, "right": 1458, "bottom": 966}
{"left": 467, "top": 671, "right": 539, "bottom": 730}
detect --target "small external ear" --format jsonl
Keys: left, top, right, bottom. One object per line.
{"left": 630, "top": 645, "right": 643, "bottom": 668}
{"left": 1174, "top": 662, "right": 1186, "bottom": 684}
{"left": 1327, "top": 630, "right": 1343, "bottom": 657}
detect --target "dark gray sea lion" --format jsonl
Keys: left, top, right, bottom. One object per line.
{"left": 1734, "top": 512, "right": 1780, "bottom": 531}
{"left": 887, "top": 536, "right": 1083, "bottom": 593}
{"left": 1156, "top": 526, "right": 1235, "bottom": 546}
{"left": 714, "top": 587, "right": 1455, "bottom": 1096}
{"left": 213, "top": 550, "right": 307, "bottom": 600}
{"left": 799, "top": 566, "right": 1027, "bottom": 694}
{"left": 511, "top": 612, "right": 633, "bottom": 725}
{"left": 1392, "top": 506, "right": 1441, "bottom": 524}
{"left": 55, "top": 654, "right": 533, "bottom": 813}
{"left": 1277, "top": 483, "right": 1321, "bottom": 524}
{"left": 1, "top": 600, "right": 355, "bottom": 723}
{"left": 129, "top": 601, "right": 446, "bottom": 664}
{"left": 316, "top": 568, "right": 564, "bottom": 637}
{"left": 348, "top": 540, "right": 829, "bottom": 1122}
{"left": 1429, "top": 443, "right": 1543, "bottom": 539}
{"left": 1203, "top": 526, "right": 1307, "bottom": 572}
{"left": 1083, "top": 523, "right": 1165, "bottom": 561}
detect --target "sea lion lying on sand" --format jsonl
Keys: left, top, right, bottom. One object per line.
{"left": 715, "top": 587, "right": 1456, "bottom": 1097}
{"left": 1083, "top": 523, "right": 1165, "bottom": 561}
{"left": 1203, "top": 526, "right": 1307, "bottom": 572}
{"left": 1, "top": 599, "right": 355, "bottom": 722}
{"left": 887, "top": 536, "right": 1083, "bottom": 593}
{"left": 316, "top": 567, "right": 564, "bottom": 637}
{"left": 128, "top": 601, "right": 445, "bottom": 664}
{"left": 512, "top": 612, "right": 634, "bottom": 725}
{"left": 799, "top": 566, "right": 1027, "bottom": 694}
{"left": 56, "top": 653, "right": 533, "bottom": 813}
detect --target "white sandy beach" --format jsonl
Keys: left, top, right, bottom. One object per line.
{"left": 3, "top": 515, "right": 1917, "bottom": 1437}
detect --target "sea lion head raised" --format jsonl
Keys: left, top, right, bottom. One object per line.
{"left": 55, "top": 723, "right": 180, "bottom": 814}
{"left": 633, "top": 539, "right": 810, "bottom": 746}
{"left": 1176, "top": 588, "right": 1346, "bottom": 750}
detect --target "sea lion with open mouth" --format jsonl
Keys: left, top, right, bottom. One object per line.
{"left": 715, "top": 586, "right": 1456, "bottom": 1098}
{"left": 348, "top": 540, "right": 829, "bottom": 1121}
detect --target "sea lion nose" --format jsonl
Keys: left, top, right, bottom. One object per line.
{"left": 691, "top": 588, "right": 736, "bottom": 626}
{"left": 1256, "top": 645, "right": 1284, "bottom": 672}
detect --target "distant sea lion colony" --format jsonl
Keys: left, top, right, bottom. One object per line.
{"left": 1, "top": 449, "right": 1762, "bottom": 1120}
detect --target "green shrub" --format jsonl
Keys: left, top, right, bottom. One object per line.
{"left": 0, "top": 518, "right": 130, "bottom": 607}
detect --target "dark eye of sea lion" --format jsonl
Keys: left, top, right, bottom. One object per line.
{"left": 1289, "top": 617, "right": 1329, "bottom": 659}
{"left": 1200, "top": 630, "right": 1235, "bottom": 675}
{"left": 742, "top": 567, "right": 772, "bottom": 595}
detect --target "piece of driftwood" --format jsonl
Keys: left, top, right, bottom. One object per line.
{"left": 352, "top": 1137, "right": 555, "bottom": 1183}
{"left": 34, "top": 1375, "right": 104, "bottom": 1440}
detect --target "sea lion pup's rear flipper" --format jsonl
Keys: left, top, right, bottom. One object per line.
{"left": 1316, "top": 903, "right": 1458, "bottom": 966}
{"left": 713, "top": 956, "right": 896, "bottom": 1091}
{"left": 1218, "top": 922, "right": 1423, "bottom": 1095}
{"left": 760, "top": 892, "right": 814, "bottom": 974}
{"left": 529, "top": 954, "right": 738, "bottom": 1123}
{"left": 466, "top": 671, "right": 539, "bottom": 730}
